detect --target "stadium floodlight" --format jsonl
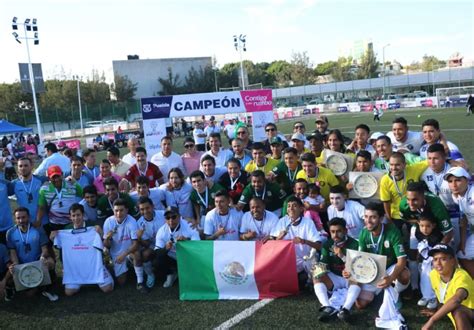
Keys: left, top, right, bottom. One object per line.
{"left": 382, "top": 43, "right": 390, "bottom": 96}
{"left": 73, "top": 75, "right": 84, "bottom": 136}
{"left": 233, "top": 33, "right": 247, "bottom": 90}
{"left": 11, "top": 16, "right": 43, "bottom": 144}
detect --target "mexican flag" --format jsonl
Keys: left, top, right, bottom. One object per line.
{"left": 177, "top": 240, "right": 298, "bottom": 300}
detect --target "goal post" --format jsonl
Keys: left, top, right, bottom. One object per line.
{"left": 435, "top": 86, "right": 474, "bottom": 108}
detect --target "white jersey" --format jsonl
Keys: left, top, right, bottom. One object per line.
{"left": 159, "top": 182, "right": 194, "bottom": 219}
{"left": 327, "top": 200, "right": 366, "bottom": 239}
{"left": 204, "top": 207, "right": 243, "bottom": 241}
{"left": 103, "top": 215, "right": 138, "bottom": 258}
{"left": 150, "top": 151, "right": 186, "bottom": 180}
{"left": 137, "top": 211, "right": 165, "bottom": 247}
{"left": 240, "top": 210, "right": 280, "bottom": 240}
{"left": 419, "top": 140, "right": 464, "bottom": 161}
{"left": 421, "top": 165, "right": 460, "bottom": 218}
{"left": 122, "top": 152, "right": 137, "bottom": 166}
{"left": 54, "top": 227, "right": 104, "bottom": 285}
{"left": 201, "top": 149, "right": 234, "bottom": 168}
{"left": 204, "top": 125, "right": 221, "bottom": 137}
{"left": 272, "top": 216, "right": 322, "bottom": 272}
{"left": 129, "top": 188, "right": 166, "bottom": 210}
{"left": 353, "top": 144, "right": 376, "bottom": 159}
{"left": 193, "top": 128, "right": 206, "bottom": 145}
{"left": 386, "top": 130, "right": 423, "bottom": 154}
{"left": 155, "top": 219, "right": 200, "bottom": 259}
{"left": 452, "top": 184, "right": 474, "bottom": 226}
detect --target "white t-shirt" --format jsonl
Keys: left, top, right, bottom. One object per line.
{"left": 54, "top": 227, "right": 104, "bottom": 285}
{"left": 452, "top": 184, "right": 474, "bottom": 226}
{"left": 240, "top": 210, "right": 280, "bottom": 240}
{"left": 353, "top": 144, "right": 376, "bottom": 159}
{"left": 201, "top": 149, "right": 233, "bottom": 168}
{"left": 204, "top": 125, "right": 221, "bottom": 137}
{"left": 327, "top": 200, "right": 366, "bottom": 239}
{"left": 137, "top": 211, "right": 165, "bottom": 247}
{"left": 224, "top": 124, "right": 236, "bottom": 140}
{"left": 386, "top": 130, "right": 423, "bottom": 154}
{"left": 272, "top": 216, "right": 322, "bottom": 272}
{"left": 419, "top": 140, "right": 464, "bottom": 161}
{"left": 150, "top": 151, "right": 186, "bottom": 180}
{"left": 204, "top": 207, "right": 243, "bottom": 241}
{"left": 304, "top": 195, "right": 325, "bottom": 206}
{"left": 129, "top": 188, "right": 166, "bottom": 210}
{"left": 193, "top": 128, "right": 206, "bottom": 145}
{"left": 155, "top": 219, "right": 200, "bottom": 259}
{"left": 122, "top": 153, "right": 137, "bottom": 166}
{"left": 103, "top": 215, "right": 138, "bottom": 258}
{"left": 422, "top": 165, "right": 459, "bottom": 217}
{"left": 159, "top": 182, "right": 194, "bottom": 219}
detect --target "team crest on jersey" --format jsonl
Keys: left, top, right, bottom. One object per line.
{"left": 219, "top": 262, "right": 248, "bottom": 285}
{"left": 384, "top": 240, "right": 390, "bottom": 248}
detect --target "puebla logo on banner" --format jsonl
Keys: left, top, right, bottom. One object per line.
{"left": 141, "top": 96, "right": 173, "bottom": 120}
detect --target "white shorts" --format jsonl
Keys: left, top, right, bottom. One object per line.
{"left": 65, "top": 266, "right": 114, "bottom": 290}
{"left": 113, "top": 256, "right": 130, "bottom": 277}
{"left": 409, "top": 225, "right": 418, "bottom": 250}
{"left": 327, "top": 271, "right": 349, "bottom": 291}
{"left": 457, "top": 233, "right": 474, "bottom": 260}
{"left": 361, "top": 263, "right": 409, "bottom": 295}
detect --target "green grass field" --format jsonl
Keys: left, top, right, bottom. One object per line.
{"left": 1, "top": 107, "right": 471, "bottom": 329}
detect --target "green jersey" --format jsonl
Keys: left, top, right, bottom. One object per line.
{"left": 320, "top": 236, "right": 359, "bottom": 276}
{"left": 190, "top": 183, "right": 225, "bottom": 217}
{"left": 238, "top": 182, "right": 287, "bottom": 212}
{"left": 358, "top": 223, "right": 406, "bottom": 269}
{"left": 271, "top": 162, "right": 302, "bottom": 195}
{"left": 374, "top": 153, "right": 423, "bottom": 172}
{"left": 97, "top": 192, "right": 139, "bottom": 223}
{"left": 399, "top": 193, "right": 452, "bottom": 235}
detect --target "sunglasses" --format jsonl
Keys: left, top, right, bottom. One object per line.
{"left": 237, "top": 131, "right": 246, "bottom": 135}
{"left": 265, "top": 128, "right": 276, "bottom": 132}
{"left": 294, "top": 125, "right": 304, "bottom": 129}
{"left": 184, "top": 144, "right": 195, "bottom": 149}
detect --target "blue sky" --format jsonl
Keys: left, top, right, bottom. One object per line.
{"left": 1, "top": 0, "right": 473, "bottom": 83}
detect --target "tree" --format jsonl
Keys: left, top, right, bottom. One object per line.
{"left": 158, "top": 67, "right": 184, "bottom": 95}
{"left": 420, "top": 55, "right": 446, "bottom": 71}
{"left": 331, "top": 57, "right": 353, "bottom": 81}
{"left": 182, "top": 65, "right": 215, "bottom": 94}
{"left": 289, "top": 51, "right": 314, "bottom": 85}
{"left": 81, "top": 70, "right": 111, "bottom": 104}
{"left": 267, "top": 60, "right": 292, "bottom": 87}
{"left": 218, "top": 63, "right": 240, "bottom": 89}
{"left": 314, "top": 61, "right": 337, "bottom": 76}
{"left": 112, "top": 75, "right": 138, "bottom": 101}
{"left": 357, "top": 47, "right": 379, "bottom": 79}
{"left": 0, "top": 83, "right": 29, "bottom": 124}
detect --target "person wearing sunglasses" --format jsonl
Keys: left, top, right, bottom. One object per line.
{"left": 235, "top": 126, "right": 253, "bottom": 151}
{"left": 155, "top": 206, "right": 200, "bottom": 288}
{"left": 52, "top": 204, "right": 114, "bottom": 296}
{"left": 263, "top": 123, "right": 288, "bottom": 154}
{"left": 181, "top": 137, "right": 203, "bottom": 175}
{"left": 293, "top": 122, "right": 311, "bottom": 149}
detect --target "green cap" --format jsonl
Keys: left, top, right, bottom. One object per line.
{"left": 270, "top": 137, "right": 283, "bottom": 145}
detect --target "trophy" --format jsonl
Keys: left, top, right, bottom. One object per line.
{"left": 345, "top": 250, "right": 387, "bottom": 285}
{"left": 13, "top": 260, "right": 52, "bottom": 291}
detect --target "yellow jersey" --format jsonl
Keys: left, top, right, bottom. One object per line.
{"left": 380, "top": 160, "right": 428, "bottom": 220}
{"left": 430, "top": 267, "right": 474, "bottom": 328}
{"left": 296, "top": 166, "right": 339, "bottom": 202}
{"left": 245, "top": 158, "right": 280, "bottom": 176}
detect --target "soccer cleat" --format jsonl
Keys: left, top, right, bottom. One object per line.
{"left": 426, "top": 298, "right": 438, "bottom": 310}
{"left": 337, "top": 308, "right": 351, "bottom": 322}
{"left": 136, "top": 283, "right": 149, "bottom": 293}
{"left": 146, "top": 274, "right": 156, "bottom": 289}
{"left": 417, "top": 297, "right": 428, "bottom": 307}
{"left": 4, "top": 286, "right": 15, "bottom": 302}
{"left": 318, "top": 306, "right": 337, "bottom": 322}
{"left": 41, "top": 291, "right": 59, "bottom": 302}
{"left": 163, "top": 273, "right": 178, "bottom": 288}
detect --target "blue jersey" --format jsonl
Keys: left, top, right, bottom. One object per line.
{"left": 0, "top": 243, "right": 10, "bottom": 275}
{"left": 6, "top": 225, "right": 48, "bottom": 264}
{"left": 8, "top": 176, "right": 46, "bottom": 224}
{"left": 0, "top": 181, "right": 13, "bottom": 231}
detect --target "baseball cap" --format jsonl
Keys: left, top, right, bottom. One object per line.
{"left": 291, "top": 133, "right": 306, "bottom": 141}
{"left": 443, "top": 167, "right": 470, "bottom": 181}
{"left": 47, "top": 165, "right": 63, "bottom": 178}
{"left": 307, "top": 132, "right": 324, "bottom": 141}
{"left": 164, "top": 206, "right": 179, "bottom": 218}
{"left": 315, "top": 115, "right": 329, "bottom": 124}
{"left": 369, "top": 132, "right": 384, "bottom": 142}
{"left": 269, "top": 137, "right": 283, "bottom": 145}
{"left": 428, "top": 244, "right": 455, "bottom": 257}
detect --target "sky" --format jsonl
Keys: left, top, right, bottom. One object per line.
{"left": 1, "top": 0, "right": 473, "bottom": 83}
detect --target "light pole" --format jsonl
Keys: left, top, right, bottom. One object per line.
{"left": 212, "top": 56, "right": 218, "bottom": 92}
{"left": 382, "top": 43, "right": 390, "bottom": 98}
{"left": 233, "top": 34, "right": 247, "bottom": 90}
{"left": 12, "top": 17, "right": 43, "bottom": 143}
{"left": 73, "top": 75, "right": 84, "bottom": 136}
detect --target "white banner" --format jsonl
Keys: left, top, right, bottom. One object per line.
{"left": 143, "top": 118, "right": 167, "bottom": 155}
{"left": 251, "top": 111, "right": 274, "bottom": 142}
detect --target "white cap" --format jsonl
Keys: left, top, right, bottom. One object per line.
{"left": 443, "top": 167, "right": 470, "bottom": 181}
{"left": 369, "top": 132, "right": 384, "bottom": 141}
{"left": 291, "top": 133, "right": 306, "bottom": 141}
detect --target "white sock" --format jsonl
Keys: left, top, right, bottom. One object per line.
{"left": 314, "top": 283, "right": 330, "bottom": 307}
{"left": 408, "top": 260, "right": 419, "bottom": 290}
{"left": 343, "top": 284, "right": 361, "bottom": 310}
{"left": 143, "top": 261, "right": 154, "bottom": 277}
{"left": 134, "top": 266, "right": 144, "bottom": 284}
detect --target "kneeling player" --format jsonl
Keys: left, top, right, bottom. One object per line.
{"left": 314, "top": 217, "right": 361, "bottom": 322}
{"left": 103, "top": 199, "right": 146, "bottom": 292}
{"left": 53, "top": 204, "right": 114, "bottom": 296}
